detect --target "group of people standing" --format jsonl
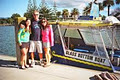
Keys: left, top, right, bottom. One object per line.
{"left": 17, "top": 10, "right": 54, "bottom": 69}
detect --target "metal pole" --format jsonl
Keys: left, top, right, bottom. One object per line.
{"left": 111, "top": 26, "right": 115, "bottom": 61}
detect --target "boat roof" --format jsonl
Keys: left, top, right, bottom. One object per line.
{"left": 49, "top": 20, "right": 113, "bottom": 28}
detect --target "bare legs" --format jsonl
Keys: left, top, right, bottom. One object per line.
{"left": 30, "top": 52, "right": 43, "bottom": 66}
{"left": 39, "top": 53, "right": 43, "bottom": 60}
{"left": 44, "top": 48, "right": 51, "bottom": 65}
{"left": 31, "top": 52, "right": 43, "bottom": 61}
{"left": 30, "top": 48, "right": 51, "bottom": 66}
{"left": 31, "top": 52, "right": 34, "bottom": 62}
{"left": 21, "top": 48, "right": 28, "bottom": 68}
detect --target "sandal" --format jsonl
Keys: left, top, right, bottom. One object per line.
{"left": 43, "top": 63, "right": 51, "bottom": 67}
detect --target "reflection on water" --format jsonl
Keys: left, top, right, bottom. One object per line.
{"left": 0, "top": 26, "right": 16, "bottom": 56}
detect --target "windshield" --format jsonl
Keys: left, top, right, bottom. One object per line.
{"left": 60, "top": 26, "right": 120, "bottom": 58}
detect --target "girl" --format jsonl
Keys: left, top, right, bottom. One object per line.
{"left": 40, "top": 18, "right": 54, "bottom": 67}
{"left": 17, "top": 19, "right": 31, "bottom": 69}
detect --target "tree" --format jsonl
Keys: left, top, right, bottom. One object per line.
{"left": 99, "top": 3, "right": 104, "bottom": 11}
{"left": 103, "top": 0, "right": 114, "bottom": 16}
{"left": 24, "top": 12, "right": 33, "bottom": 19}
{"left": 11, "top": 13, "right": 21, "bottom": 19}
{"left": 0, "top": 18, "right": 7, "bottom": 24}
{"left": 83, "top": 2, "right": 103, "bottom": 16}
{"left": 62, "top": 9, "right": 69, "bottom": 20}
{"left": 25, "top": 0, "right": 38, "bottom": 19}
{"left": 111, "top": 8, "right": 120, "bottom": 20}
{"left": 56, "top": 11, "right": 61, "bottom": 18}
{"left": 115, "top": 0, "right": 120, "bottom": 20}
{"left": 7, "top": 18, "right": 13, "bottom": 24}
{"left": 11, "top": 13, "right": 21, "bottom": 22}
{"left": 27, "top": 0, "right": 33, "bottom": 12}
{"left": 71, "top": 8, "right": 79, "bottom": 20}
{"left": 33, "top": 0, "right": 37, "bottom": 10}
{"left": 39, "top": 6, "right": 54, "bottom": 20}
{"left": 83, "top": 2, "right": 92, "bottom": 15}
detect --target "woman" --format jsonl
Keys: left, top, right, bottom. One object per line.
{"left": 17, "top": 19, "right": 31, "bottom": 69}
{"left": 40, "top": 18, "right": 54, "bottom": 67}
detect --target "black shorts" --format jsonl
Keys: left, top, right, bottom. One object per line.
{"left": 20, "top": 42, "right": 29, "bottom": 49}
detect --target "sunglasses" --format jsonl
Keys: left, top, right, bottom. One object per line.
{"left": 42, "top": 21, "right": 46, "bottom": 23}
{"left": 34, "top": 14, "right": 39, "bottom": 16}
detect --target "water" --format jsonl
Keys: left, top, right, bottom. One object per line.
{"left": 0, "top": 26, "right": 120, "bottom": 57}
{"left": 0, "top": 26, "right": 16, "bottom": 56}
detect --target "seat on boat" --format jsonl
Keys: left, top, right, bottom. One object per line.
{"left": 113, "top": 51, "right": 120, "bottom": 66}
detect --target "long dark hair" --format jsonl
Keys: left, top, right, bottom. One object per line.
{"left": 40, "top": 18, "right": 49, "bottom": 30}
{"left": 19, "top": 20, "right": 26, "bottom": 29}
{"left": 25, "top": 18, "right": 31, "bottom": 33}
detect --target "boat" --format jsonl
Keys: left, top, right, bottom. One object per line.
{"left": 49, "top": 18, "right": 120, "bottom": 73}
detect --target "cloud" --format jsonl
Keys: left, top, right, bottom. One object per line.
{"left": 46, "top": 0, "right": 90, "bottom": 8}
{"left": 47, "top": 0, "right": 90, "bottom": 12}
{"left": 46, "top": 0, "right": 104, "bottom": 13}
{"left": 55, "top": 0, "right": 89, "bottom": 8}
{"left": 47, "top": 0, "right": 104, "bottom": 8}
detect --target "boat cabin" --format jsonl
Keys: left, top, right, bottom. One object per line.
{"left": 49, "top": 20, "right": 120, "bottom": 73}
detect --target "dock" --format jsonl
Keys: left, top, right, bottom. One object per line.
{"left": 0, "top": 55, "right": 120, "bottom": 80}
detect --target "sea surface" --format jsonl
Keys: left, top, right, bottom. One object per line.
{"left": 0, "top": 26, "right": 16, "bottom": 56}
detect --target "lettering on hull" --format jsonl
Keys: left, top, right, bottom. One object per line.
{"left": 65, "top": 50, "right": 110, "bottom": 66}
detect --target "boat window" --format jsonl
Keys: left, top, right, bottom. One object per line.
{"left": 101, "top": 28, "right": 120, "bottom": 49}
{"left": 61, "top": 28, "right": 86, "bottom": 50}
{"left": 101, "top": 29, "right": 112, "bottom": 48}
{"left": 115, "top": 27, "right": 120, "bottom": 49}
{"left": 79, "top": 29, "right": 95, "bottom": 45}
{"left": 60, "top": 27, "right": 66, "bottom": 37}
{"left": 79, "top": 28, "right": 109, "bottom": 58}
{"left": 63, "top": 28, "right": 82, "bottom": 39}
{"left": 52, "top": 25, "right": 62, "bottom": 44}
{"left": 79, "top": 28, "right": 120, "bottom": 50}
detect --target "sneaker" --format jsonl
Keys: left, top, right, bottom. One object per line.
{"left": 25, "top": 65, "right": 29, "bottom": 68}
{"left": 30, "top": 61, "right": 35, "bottom": 68}
{"left": 21, "top": 66, "right": 26, "bottom": 70}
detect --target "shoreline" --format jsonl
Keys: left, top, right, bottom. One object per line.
{"left": 0, "top": 54, "right": 16, "bottom": 61}
{"left": 0, "top": 24, "right": 13, "bottom": 26}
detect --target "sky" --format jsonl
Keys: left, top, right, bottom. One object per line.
{"left": 0, "top": 0, "right": 120, "bottom": 18}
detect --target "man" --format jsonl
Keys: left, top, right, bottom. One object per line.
{"left": 29, "top": 10, "right": 43, "bottom": 67}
